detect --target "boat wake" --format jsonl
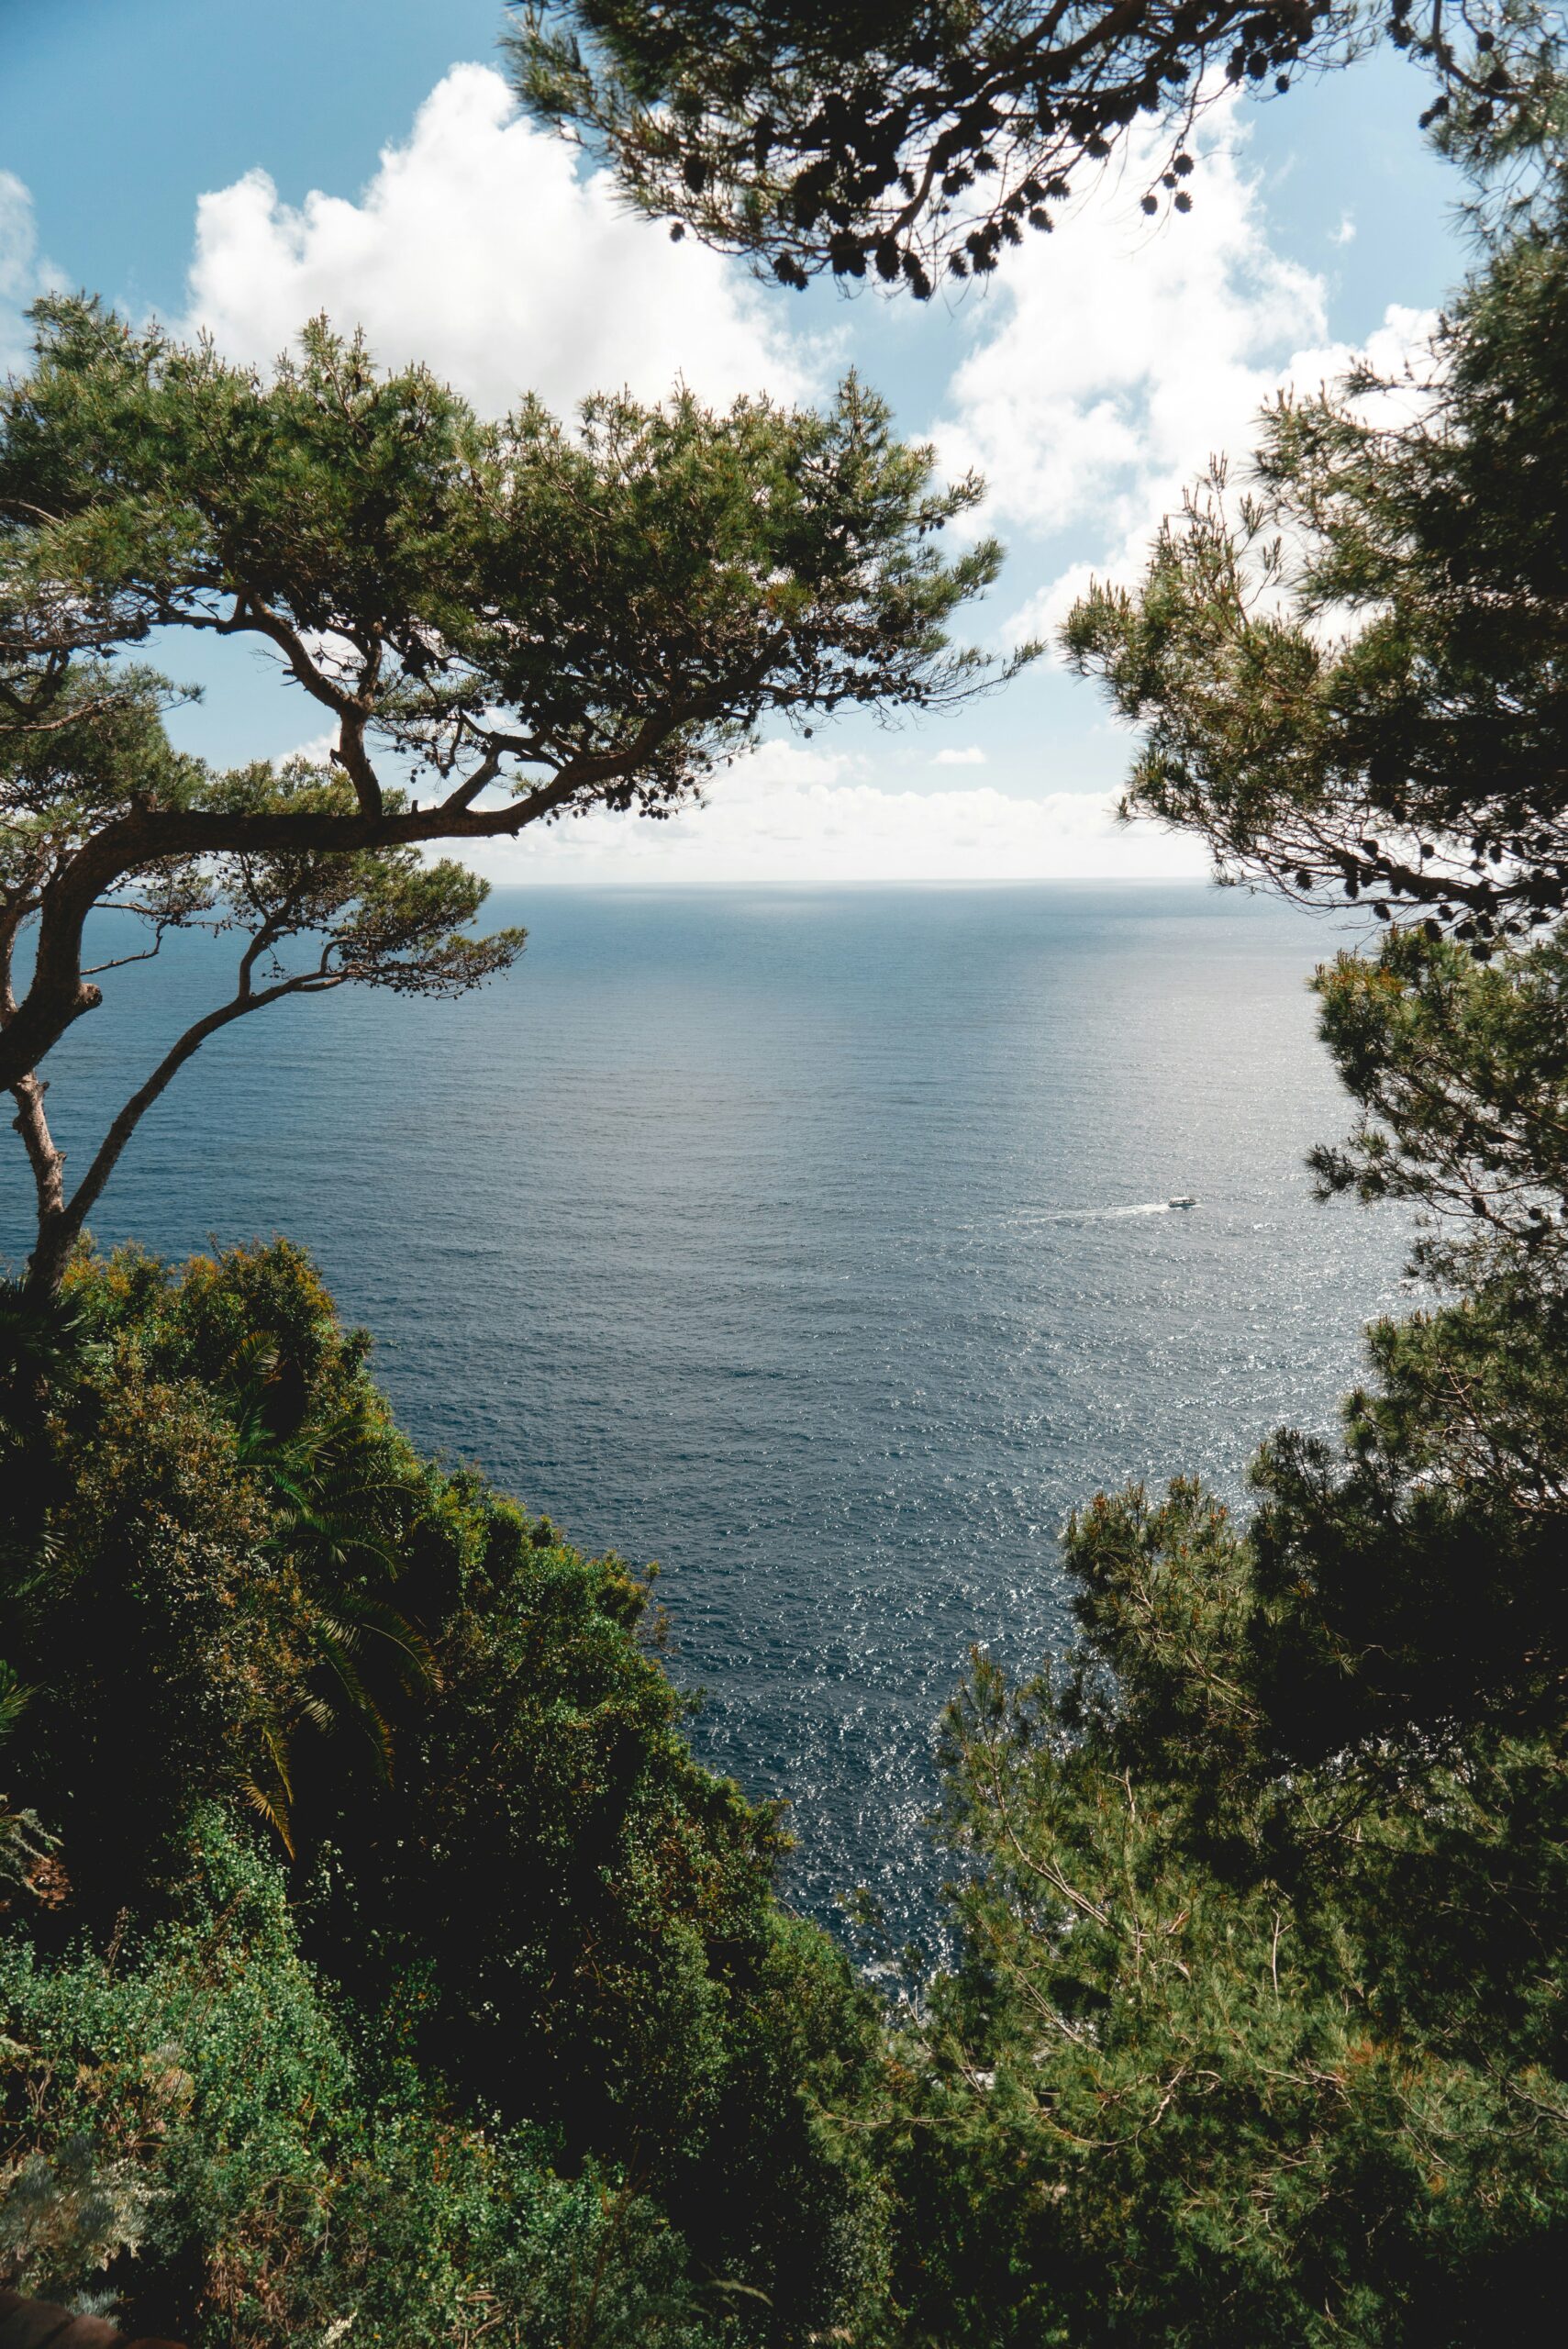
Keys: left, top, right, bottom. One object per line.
{"left": 1028, "top": 1198, "right": 1196, "bottom": 1225}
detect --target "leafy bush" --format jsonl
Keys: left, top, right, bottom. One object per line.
{"left": 876, "top": 1467, "right": 1568, "bottom": 2347}
{"left": 0, "top": 1811, "right": 711, "bottom": 2346}
{"left": 0, "top": 1241, "right": 884, "bottom": 2344}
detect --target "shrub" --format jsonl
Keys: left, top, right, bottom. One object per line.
{"left": 1, "top": 1241, "right": 885, "bottom": 2343}
{"left": 0, "top": 1811, "right": 711, "bottom": 2346}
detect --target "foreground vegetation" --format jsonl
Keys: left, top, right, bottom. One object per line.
{"left": 0, "top": 1240, "right": 885, "bottom": 2344}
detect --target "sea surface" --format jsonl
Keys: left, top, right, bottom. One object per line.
{"left": 4, "top": 884, "right": 1411, "bottom": 1933}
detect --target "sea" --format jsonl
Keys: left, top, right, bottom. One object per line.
{"left": 3, "top": 883, "right": 1411, "bottom": 1937}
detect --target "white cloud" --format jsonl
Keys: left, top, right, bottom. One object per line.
{"left": 0, "top": 173, "right": 59, "bottom": 376}
{"left": 458, "top": 739, "right": 1207, "bottom": 885}
{"left": 158, "top": 72, "right": 1425, "bottom": 885}
{"left": 180, "top": 64, "right": 817, "bottom": 416}
{"left": 1003, "top": 296, "right": 1437, "bottom": 655}
{"left": 934, "top": 98, "right": 1329, "bottom": 550}
{"left": 928, "top": 95, "right": 1432, "bottom": 670}
{"left": 1329, "top": 212, "right": 1358, "bottom": 247}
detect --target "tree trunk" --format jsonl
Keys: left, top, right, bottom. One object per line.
{"left": 9, "top": 1074, "right": 73, "bottom": 1304}
{"left": 20, "top": 1211, "right": 78, "bottom": 1307}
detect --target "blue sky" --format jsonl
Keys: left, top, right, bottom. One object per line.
{"left": 3, "top": 2, "right": 1475, "bottom": 881}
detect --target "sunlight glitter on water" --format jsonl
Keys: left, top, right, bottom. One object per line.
{"left": 3, "top": 883, "right": 1409, "bottom": 1934}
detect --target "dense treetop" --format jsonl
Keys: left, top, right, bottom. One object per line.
{"left": 1065, "top": 150, "right": 1568, "bottom": 946}
{"left": 508, "top": 0, "right": 1563, "bottom": 292}
{"left": 0, "top": 1240, "right": 885, "bottom": 2343}
{"left": 0, "top": 299, "right": 1023, "bottom": 1297}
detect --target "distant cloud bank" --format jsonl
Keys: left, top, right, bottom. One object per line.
{"left": 461, "top": 741, "right": 1208, "bottom": 886}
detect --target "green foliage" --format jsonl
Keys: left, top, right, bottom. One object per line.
{"left": 1064, "top": 150, "right": 1568, "bottom": 945}
{"left": 1241, "top": 1290, "right": 1568, "bottom": 1759}
{"left": 508, "top": 2, "right": 1562, "bottom": 293}
{"left": 0, "top": 1278, "right": 103, "bottom": 1447}
{"left": 0, "top": 1241, "right": 885, "bottom": 2345}
{"left": 3, "top": 304, "right": 1009, "bottom": 785}
{"left": 1309, "top": 925, "right": 1568, "bottom": 1280}
{"left": 7, "top": 1246, "right": 339, "bottom": 1906}
{"left": 874, "top": 1471, "right": 1568, "bottom": 2345}
{"left": 2, "top": 302, "right": 1018, "bottom": 1298}
{"left": 0, "top": 1811, "right": 713, "bottom": 2347}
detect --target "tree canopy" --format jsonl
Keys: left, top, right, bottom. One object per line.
{"left": 1, "top": 299, "right": 1023, "bottom": 1297}
{"left": 1064, "top": 150, "right": 1568, "bottom": 946}
{"left": 507, "top": 0, "right": 1562, "bottom": 292}
{"left": 0, "top": 1240, "right": 886, "bottom": 2344}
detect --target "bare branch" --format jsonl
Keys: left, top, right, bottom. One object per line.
{"left": 28, "top": 958, "right": 350, "bottom": 1297}
{"left": 81, "top": 937, "right": 172, "bottom": 978}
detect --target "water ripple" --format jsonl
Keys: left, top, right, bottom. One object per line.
{"left": 3, "top": 884, "right": 1408, "bottom": 1937}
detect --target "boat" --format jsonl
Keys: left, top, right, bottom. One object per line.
{"left": 1167, "top": 1196, "right": 1198, "bottom": 1209}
